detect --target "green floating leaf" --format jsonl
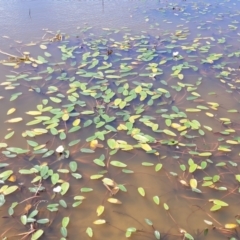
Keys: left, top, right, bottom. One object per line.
{"left": 163, "top": 203, "right": 169, "bottom": 210}
{"left": 184, "top": 232, "right": 194, "bottom": 240}
{"left": 0, "top": 194, "right": 5, "bottom": 207}
{"left": 163, "top": 129, "right": 176, "bottom": 137}
{"left": 138, "top": 187, "right": 145, "bottom": 197}
{"left": 212, "top": 199, "right": 228, "bottom": 206}
{"left": 153, "top": 196, "right": 160, "bottom": 205}
{"left": 4, "top": 131, "right": 15, "bottom": 140}
{"left": 61, "top": 227, "right": 67, "bottom": 238}
{"left": 21, "top": 215, "right": 27, "bottom": 225}
{"left": 93, "top": 159, "right": 105, "bottom": 167}
{"left": 3, "top": 186, "right": 18, "bottom": 195}
{"left": 142, "top": 162, "right": 154, "bottom": 166}
{"left": 155, "top": 163, "right": 163, "bottom": 172}
{"left": 59, "top": 199, "right": 67, "bottom": 208}
{"left": 72, "top": 173, "right": 82, "bottom": 179}
{"left": 61, "top": 182, "right": 70, "bottom": 195}
{"left": 189, "top": 164, "right": 197, "bottom": 173}
{"left": 81, "top": 188, "right": 93, "bottom": 193}
{"left": 42, "top": 150, "right": 54, "bottom": 158}
{"left": 69, "top": 161, "right": 77, "bottom": 172}
{"left": 62, "top": 217, "right": 70, "bottom": 228}
{"left": 37, "top": 219, "right": 50, "bottom": 224}
{"left": 107, "top": 139, "right": 117, "bottom": 149}
{"left": 31, "top": 229, "right": 44, "bottom": 240}
{"left": 80, "top": 148, "right": 95, "bottom": 153}
{"left": 235, "top": 175, "right": 240, "bottom": 182}
{"left": 198, "top": 152, "right": 212, "bottom": 157}
{"left": 27, "top": 140, "right": 38, "bottom": 147}
{"left": 210, "top": 205, "right": 221, "bottom": 211}
{"left": 86, "top": 227, "right": 93, "bottom": 238}
{"left": 51, "top": 173, "right": 59, "bottom": 185}
{"left": 68, "top": 139, "right": 81, "bottom": 147}
{"left": 110, "top": 161, "right": 127, "bottom": 168}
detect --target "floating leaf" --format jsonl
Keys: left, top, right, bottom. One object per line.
{"left": 86, "top": 227, "right": 93, "bottom": 238}
{"left": 5, "top": 131, "right": 14, "bottom": 140}
{"left": 107, "top": 139, "right": 117, "bottom": 149}
{"left": 7, "top": 108, "right": 16, "bottom": 115}
{"left": 153, "top": 196, "right": 160, "bottom": 205}
{"left": 163, "top": 129, "right": 176, "bottom": 137}
{"left": 21, "top": 215, "right": 27, "bottom": 225}
{"left": 155, "top": 163, "right": 163, "bottom": 172}
{"left": 210, "top": 205, "right": 221, "bottom": 211}
{"left": 62, "top": 217, "right": 70, "bottom": 228}
{"left": 145, "top": 219, "right": 153, "bottom": 226}
{"left": 190, "top": 179, "right": 197, "bottom": 189}
{"left": 31, "top": 229, "right": 44, "bottom": 240}
{"left": 141, "top": 143, "right": 152, "bottom": 152}
{"left": 3, "top": 186, "right": 18, "bottom": 195}
{"left": 93, "top": 219, "right": 106, "bottom": 225}
{"left": 5, "top": 117, "right": 23, "bottom": 123}
{"left": 110, "top": 161, "right": 127, "bottom": 168}
{"left": 108, "top": 198, "right": 122, "bottom": 204}
{"left": 163, "top": 203, "right": 169, "bottom": 210}
{"left": 96, "top": 205, "right": 104, "bottom": 217}
{"left": 154, "top": 230, "right": 161, "bottom": 239}
{"left": 138, "top": 187, "right": 145, "bottom": 197}
{"left": 211, "top": 199, "right": 228, "bottom": 206}
{"left": 198, "top": 152, "right": 212, "bottom": 157}
{"left": 81, "top": 188, "right": 93, "bottom": 193}
{"left": 37, "top": 219, "right": 50, "bottom": 224}
{"left": 225, "top": 223, "right": 237, "bottom": 229}
{"left": 189, "top": 164, "right": 197, "bottom": 173}
{"left": 61, "top": 182, "right": 70, "bottom": 195}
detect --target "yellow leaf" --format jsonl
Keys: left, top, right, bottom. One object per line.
{"left": 226, "top": 140, "right": 238, "bottom": 144}
{"left": 96, "top": 205, "right": 104, "bottom": 216}
{"left": 191, "top": 92, "right": 200, "bottom": 97}
{"left": 8, "top": 175, "right": 16, "bottom": 182}
{"left": 107, "top": 198, "right": 122, "bottom": 204}
{"left": 93, "top": 219, "right": 106, "bottom": 225}
{"left": 117, "top": 124, "right": 127, "bottom": 130}
{"left": 135, "top": 86, "right": 142, "bottom": 93}
{"left": 219, "top": 118, "right": 230, "bottom": 122}
{"left": 177, "top": 126, "right": 187, "bottom": 131}
{"left": 102, "top": 178, "right": 115, "bottom": 186}
{"left": 62, "top": 113, "right": 69, "bottom": 121}
{"left": 206, "top": 112, "right": 214, "bottom": 117}
{"left": 190, "top": 179, "right": 197, "bottom": 189}
{"left": 24, "top": 204, "right": 32, "bottom": 212}
{"left": 180, "top": 180, "right": 188, "bottom": 186}
{"left": 171, "top": 123, "right": 181, "bottom": 129}
{"left": 90, "top": 140, "right": 98, "bottom": 150}
{"left": 141, "top": 143, "right": 152, "bottom": 152}
{"left": 73, "top": 119, "right": 80, "bottom": 126}
{"left": 178, "top": 74, "right": 184, "bottom": 80}
{"left": 7, "top": 108, "right": 16, "bottom": 115}
{"left": 25, "top": 111, "right": 42, "bottom": 115}
{"left": 225, "top": 223, "right": 237, "bottom": 229}
{"left": 152, "top": 67, "right": 158, "bottom": 73}
{"left": 129, "top": 115, "right": 141, "bottom": 123}
{"left": 6, "top": 117, "right": 23, "bottom": 123}
{"left": 33, "top": 128, "right": 48, "bottom": 134}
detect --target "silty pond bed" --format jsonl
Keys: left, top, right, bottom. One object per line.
{"left": 0, "top": 0, "right": 240, "bottom": 239}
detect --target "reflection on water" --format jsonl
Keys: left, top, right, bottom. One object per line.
{"left": 0, "top": 0, "right": 240, "bottom": 240}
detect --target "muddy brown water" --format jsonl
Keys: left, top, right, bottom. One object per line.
{"left": 0, "top": 0, "right": 240, "bottom": 240}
